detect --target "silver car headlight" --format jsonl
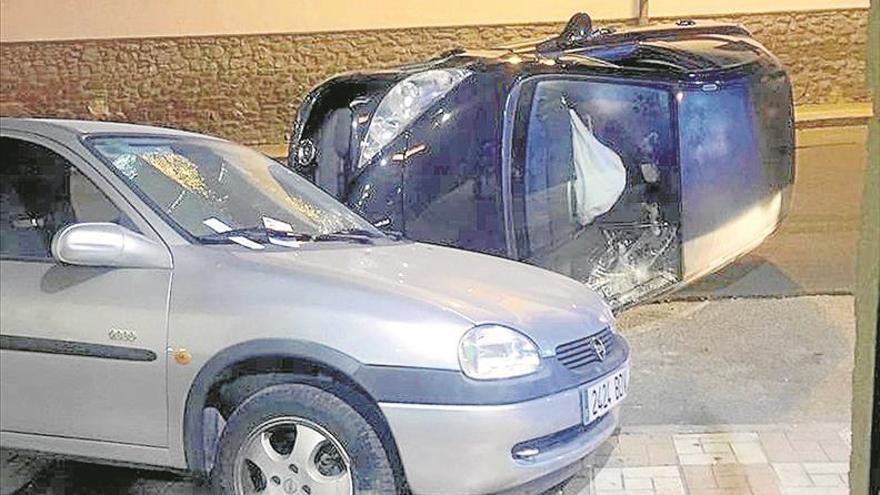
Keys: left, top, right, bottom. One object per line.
{"left": 458, "top": 324, "right": 542, "bottom": 380}
{"left": 358, "top": 68, "right": 471, "bottom": 169}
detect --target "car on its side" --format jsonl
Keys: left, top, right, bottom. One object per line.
{"left": 290, "top": 13, "right": 795, "bottom": 309}
{"left": 0, "top": 118, "right": 630, "bottom": 495}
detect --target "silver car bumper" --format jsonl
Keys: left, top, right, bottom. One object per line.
{"left": 379, "top": 372, "right": 623, "bottom": 495}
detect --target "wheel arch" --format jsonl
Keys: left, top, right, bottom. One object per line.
{"left": 182, "top": 339, "right": 403, "bottom": 482}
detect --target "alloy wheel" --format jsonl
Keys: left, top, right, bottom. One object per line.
{"left": 233, "top": 417, "right": 353, "bottom": 495}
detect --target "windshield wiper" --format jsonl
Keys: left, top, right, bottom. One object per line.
{"left": 327, "top": 227, "right": 384, "bottom": 238}
{"left": 311, "top": 227, "right": 387, "bottom": 244}
{"left": 198, "top": 226, "right": 303, "bottom": 243}
{"left": 199, "top": 226, "right": 375, "bottom": 245}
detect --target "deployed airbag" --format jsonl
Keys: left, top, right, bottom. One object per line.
{"left": 568, "top": 109, "right": 626, "bottom": 225}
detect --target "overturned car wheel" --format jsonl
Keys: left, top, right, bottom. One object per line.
{"left": 212, "top": 383, "right": 397, "bottom": 495}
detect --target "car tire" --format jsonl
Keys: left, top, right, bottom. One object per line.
{"left": 211, "top": 382, "right": 398, "bottom": 495}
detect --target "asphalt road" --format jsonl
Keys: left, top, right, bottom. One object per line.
{"left": 617, "top": 295, "right": 855, "bottom": 426}
{"left": 2, "top": 126, "right": 868, "bottom": 494}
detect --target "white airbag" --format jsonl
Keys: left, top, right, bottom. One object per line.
{"left": 568, "top": 109, "right": 626, "bottom": 225}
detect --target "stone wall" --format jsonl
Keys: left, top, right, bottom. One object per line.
{"left": 0, "top": 8, "right": 869, "bottom": 145}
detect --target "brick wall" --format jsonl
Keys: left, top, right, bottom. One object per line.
{"left": 0, "top": 8, "right": 869, "bottom": 145}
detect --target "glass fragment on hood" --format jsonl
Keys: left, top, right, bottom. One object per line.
{"left": 568, "top": 109, "right": 626, "bottom": 225}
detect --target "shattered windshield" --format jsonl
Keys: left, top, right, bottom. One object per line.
{"left": 88, "top": 136, "right": 380, "bottom": 243}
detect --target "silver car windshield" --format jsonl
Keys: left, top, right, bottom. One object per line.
{"left": 89, "top": 136, "right": 380, "bottom": 242}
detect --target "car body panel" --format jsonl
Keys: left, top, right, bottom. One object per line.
{"left": 0, "top": 261, "right": 171, "bottom": 446}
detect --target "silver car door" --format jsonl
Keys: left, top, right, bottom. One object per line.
{"left": 0, "top": 133, "right": 172, "bottom": 447}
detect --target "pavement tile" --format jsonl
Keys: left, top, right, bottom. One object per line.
{"left": 653, "top": 479, "right": 686, "bottom": 495}
{"left": 644, "top": 434, "right": 676, "bottom": 444}
{"left": 673, "top": 437, "right": 703, "bottom": 455}
{"left": 687, "top": 489, "right": 754, "bottom": 495}
{"left": 623, "top": 477, "right": 653, "bottom": 490}
{"left": 750, "top": 483, "right": 782, "bottom": 495}
{"left": 741, "top": 465, "right": 776, "bottom": 476}
{"left": 730, "top": 442, "right": 769, "bottom": 464}
{"left": 742, "top": 464, "right": 780, "bottom": 493}
{"left": 779, "top": 488, "right": 848, "bottom": 495}
{"left": 703, "top": 443, "right": 733, "bottom": 454}
{"left": 818, "top": 438, "right": 852, "bottom": 461}
{"left": 712, "top": 465, "right": 751, "bottom": 477}
{"left": 714, "top": 474, "right": 750, "bottom": 489}
{"left": 786, "top": 440, "right": 829, "bottom": 462}
{"left": 679, "top": 452, "right": 737, "bottom": 465}
{"left": 652, "top": 477, "right": 684, "bottom": 488}
{"left": 784, "top": 426, "right": 846, "bottom": 442}
{"left": 801, "top": 462, "right": 849, "bottom": 474}
{"left": 622, "top": 466, "right": 680, "bottom": 478}
{"left": 758, "top": 432, "right": 800, "bottom": 463}
{"left": 600, "top": 455, "right": 651, "bottom": 467}
{"left": 694, "top": 433, "right": 760, "bottom": 443}
{"left": 682, "top": 466, "right": 717, "bottom": 489}
{"left": 618, "top": 435, "right": 650, "bottom": 456}
{"left": 771, "top": 463, "right": 811, "bottom": 487}
{"left": 646, "top": 443, "right": 679, "bottom": 466}
{"left": 594, "top": 467, "right": 625, "bottom": 491}
{"left": 808, "top": 473, "right": 845, "bottom": 487}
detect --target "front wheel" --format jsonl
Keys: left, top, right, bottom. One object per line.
{"left": 211, "top": 383, "right": 397, "bottom": 495}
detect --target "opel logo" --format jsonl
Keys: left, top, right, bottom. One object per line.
{"left": 590, "top": 337, "right": 607, "bottom": 361}
{"left": 282, "top": 478, "right": 298, "bottom": 494}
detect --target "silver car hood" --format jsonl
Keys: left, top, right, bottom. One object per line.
{"left": 226, "top": 241, "right": 612, "bottom": 351}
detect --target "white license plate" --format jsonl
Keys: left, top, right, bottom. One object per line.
{"left": 581, "top": 366, "right": 629, "bottom": 424}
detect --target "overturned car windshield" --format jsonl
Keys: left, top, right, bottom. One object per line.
{"left": 89, "top": 136, "right": 380, "bottom": 242}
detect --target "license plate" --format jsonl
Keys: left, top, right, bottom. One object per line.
{"left": 581, "top": 366, "right": 629, "bottom": 424}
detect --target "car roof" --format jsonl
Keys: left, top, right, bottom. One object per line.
{"left": 0, "top": 117, "right": 223, "bottom": 141}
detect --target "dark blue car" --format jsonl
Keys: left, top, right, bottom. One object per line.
{"left": 289, "top": 14, "right": 795, "bottom": 309}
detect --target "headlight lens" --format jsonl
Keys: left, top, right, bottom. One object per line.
{"left": 458, "top": 325, "right": 541, "bottom": 380}
{"left": 358, "top": 68, "right": 471, "bottom": 169}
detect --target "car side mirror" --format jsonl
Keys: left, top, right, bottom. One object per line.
{"left": 51, "top": 222, "right": 171, "bottom": 269}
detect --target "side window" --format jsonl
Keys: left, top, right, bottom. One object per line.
{"left": 0, "top": 137, "right": 134, "bottom": 260}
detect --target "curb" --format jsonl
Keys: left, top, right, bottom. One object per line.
{"left": 795, "top": 102, "right": 874, "bottom": 128}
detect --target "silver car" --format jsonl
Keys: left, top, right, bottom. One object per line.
{"left": 0, "top": 118, "right": 630, "bottom": 495}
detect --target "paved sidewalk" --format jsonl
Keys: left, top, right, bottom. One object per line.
{"left": 558, "top": 423, "right": 852, "bottom": 495}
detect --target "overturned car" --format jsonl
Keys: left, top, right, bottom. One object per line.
{"left": 289, "top": 14, "right": 795, "bottom": 309}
